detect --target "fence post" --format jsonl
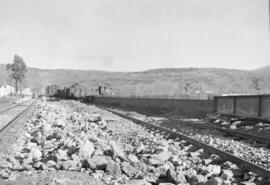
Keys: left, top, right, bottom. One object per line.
{"left": 233, "top": 96, "right": 236, "bottom": 115}
{"left": 258, "top": 96, "right": 262, "bottom": 117}
{"left": 213, "top": 97, "right": 217, "bottom": 113}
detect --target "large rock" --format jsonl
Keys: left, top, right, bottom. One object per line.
{"left": 87, "top": 155, "right": 108, "bottom": 170}
{"left": 221, "top": 169, "right": 234, "bottom": 180}
{"left": 109, "top": 141, "right": 125, "bottom": 159}
{"left": 47, "top": 160, "right": 57, "bottom": 168}
{"left": 135, "top": 143, "right": 145, "bottom": 154}
{"left": 206, "top": 164, "right": 221, "bottom": 176}
{"left": 149, "top": 151, "right": 172, "bottom": 166}
{"left": 30, "top": 147, "right": 42, "bottom": 162}
{"left": 240, "top": 182, "right": 256, "bottom": 185}
{"left": 56, "top": 149, "right": 69, "bottom": 161}
{"left": 166, "top": 169, "right": 187, "bottom": 184}
{"left": 106, "top": 160, "right": 122, "bottom": 178}
{"left": 0, "top": 169, "right": 10, "bottom": 179}
{"left": 206, "top": 177, "right": 223, "bottom": 185}
{"left": 124, "top": 179, "right": 151, "bottom": 185}
{"left": 79, "top": 140, "right": 95, "bottom": 160}
{"left": 88, "top": 114, "right": 101, "bottom": 122}
{"left": 128, "top": 154, "right": 139, "bottom": 163}
{"left": 121, "top": 161, "right": 138, "bottom": 178}
{"left": 61, "top": 160, "right": 79, "bottom": 171}
{"left": 189, "top": 174, "right": 208, "bottom": 185}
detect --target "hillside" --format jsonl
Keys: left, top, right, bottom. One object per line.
{"left": 253, "top": 65, "right": 270, "bottom": 76}
{"left": 1, "top": 64, "right": 270, "bottom": 96}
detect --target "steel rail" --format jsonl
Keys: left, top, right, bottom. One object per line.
{"left": 0, "top": 100, "right": 37, "bottom": 133}
{"left": 107, "top": 109, "right": 270, "bottom": 178}
{"left": 122, "top": 109, "right": 270, "bottom": 145}
{"left": 164, "top": 117, "right": 270, "bottom": 145}
{"left": 0, "top": 103, "right": 24, "bottom": 115}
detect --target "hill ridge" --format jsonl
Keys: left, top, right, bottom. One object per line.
{"left": 0, "top": 63, "right": 270, "bottom": 95}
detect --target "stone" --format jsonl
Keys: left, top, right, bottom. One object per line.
{"left": 33, "top": 161, "right": 46, "bottom": 170}
{"left": 56, "top": 149, "right": 69, "bottom": 161}
{"left": 87, "top": 155, "right": 108, "bottom": 170}
{"left": 149, "top": 151, "right": 172, "bottom": 166}
{"left": 93, "top": 149, "right": 104, "bottom": 156}
{"left": 206, "top": 177, "right": 223, "bottom": 185}
{"left": 144, "top": 172, "right": 158, "bottom": 184}
{"left": 206, "top": 164, "right": 221, "bottom": 175}
{"left": 92, "top": 170, "right": 104, "bottom": 180}
{"left": 148, "top": 158, "right": 163, "bottom": 166}
{"left": 240, "top": 181, "right": 256, "bottom": 185}
{"left": 0, "top": 160, "right": 12, "bottom": 169}
{"left": 220, "top": 121, "right": 230, "bottom": 125}
{"left": 123, "top": 143, "right": 134, "bottom": 153}
{"left": 61, "top": 160, "right": 78, "bottom": 171}
{"left": 121, "top": 161, "right": 138, "bottom": 178}
{"left": 183, "top": 169, "right": 197, "bottom": 179}
{"left": 67, "top": 146, "right": 78, "bottom": 156}
{"left": 47, "top": 160, "right": 57, "bottom": 168}
{"left": 30, "top": 147, "right": 42, "bottom": 162}
{"left": 232, "top": 121, "right": 242, "bottom": 126}
{"left": 155, "top": 162, "right": 174, "bottom": 177}
{"left": 230, "top": 125, "right": 237, "bottom": 130}
{"left": 8, "top": 172, "right": 20, "bottom": 181}
{"left": 79, "top": 140, "right": 95, "bottom": 160}
{"left": 48, "top": 177, "right": 83, "bottom": 185}
{"left": 0, "top": 169, "right": 10, "bottom": 179}
{"left": 89, "top": 114, "right": 101, "bottom": 122}
{"left": 221, "top": 169, "right": 234, "bottom": 180}
{"left": 106, "top": 160, "right": 122, "bottom": 178}
{"left": 189, "top": 174, "right": 208, "bottom": 185}
{"left": 203, "top": 159, "right": 213, "bottom": 165}
{"left": 110, "top": 140, "right": 125, "bottom": 159}
{"left": 124, "top": 179, "right": 151, "bottom": 185}
{"left": 55, "top": 119, "right": 66, "bottom": 127}
{"left": 71, "top": 154, "right": 80, "bottom": 161}
{"left": 166, "top": 169, "right": 187, "bottom": 184}
{"left": 135, "top": 142, "right": 145, "bottom": 154}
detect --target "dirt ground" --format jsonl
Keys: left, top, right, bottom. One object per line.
{"left": 0, "top": 171, "right": 105, "bottom": 185}
{"left": 96, "top": 103, "right": 270, "bottom": 139}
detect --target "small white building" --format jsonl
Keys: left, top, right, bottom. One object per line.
{"left": 0, "top": 83, "right": 15, "bottom": 97}
{"left": 20, "top": 88, "right": 32, "bottom": 96}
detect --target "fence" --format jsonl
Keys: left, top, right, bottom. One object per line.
{"left": 91, "top": 96, "right": 213, "bottom": 118}
{"left": 214, "top": 95, "right": 270, "bottom": 121}
{"left": 99, "top": 93, "right": 215, "bottom": 100}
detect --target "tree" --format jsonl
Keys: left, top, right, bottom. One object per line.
{"left": 6, "top": 55, "right": 27, "bottom": 94}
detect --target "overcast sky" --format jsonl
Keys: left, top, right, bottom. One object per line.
{"left": 0, "top": 0, "right": 269, "bottom": 71}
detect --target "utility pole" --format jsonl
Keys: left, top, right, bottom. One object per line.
{"left": 180, "top": 73, "right": 183, "bottom": 98}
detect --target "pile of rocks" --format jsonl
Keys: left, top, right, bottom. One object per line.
{"left": 120, "top": 110, "right": 270, "bottom": 171}
{"left": 0, "top": 100, "right": 264, "bottom": 185}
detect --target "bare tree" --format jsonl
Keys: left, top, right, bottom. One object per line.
{"left": 6, "top": 55, "right": 27, "bottom": 94}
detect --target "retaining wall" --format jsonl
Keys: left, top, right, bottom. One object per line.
{"left": 215, "top": 95, "right": 270, "bottom": 121}
{"left": 91, "top": 96, "right": 214, "bottom": 118}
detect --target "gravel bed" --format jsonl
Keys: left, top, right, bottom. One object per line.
{"left": 0, "top": 100, "right": 267, "bottom": 185}
{"left": 109, "top": 109, "right": 270, "bottom": 171}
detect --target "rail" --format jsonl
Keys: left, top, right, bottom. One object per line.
{"left": 107, "top": 109, "right": 270, "bottom": 178}
{"left": 0, "top": 100, "right": 37, "bottom": 133}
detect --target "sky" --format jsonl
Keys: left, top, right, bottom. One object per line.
{"left": 0, "top": 0, "right": 269, "bottom": 71}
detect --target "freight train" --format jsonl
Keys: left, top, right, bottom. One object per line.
{"left": 46, "top": 83, "right": 96, "bottom": 100}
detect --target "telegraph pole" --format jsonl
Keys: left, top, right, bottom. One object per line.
{"left": 180, "top": 73, "right": 183, "bottom": 98}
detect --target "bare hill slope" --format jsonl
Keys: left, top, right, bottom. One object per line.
{"left": 0, "top": 64, "right": 270, "bottom": 96}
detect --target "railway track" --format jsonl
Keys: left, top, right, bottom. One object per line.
{"left": 109, "top": 107, "right": 270, "bottom": 146}
{"left": 164, "top": 117, "right": 270, "bottom": 146}
{"left": 0, "top": 102, "right": 27, "bottom": 115}
{"left": 0, "top": 99, "right": 37, "bottom": 133}
{"left": 106, "top": 109, "right": 270, "bottom": 179}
